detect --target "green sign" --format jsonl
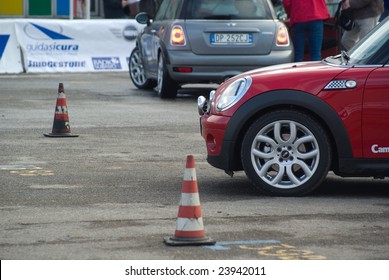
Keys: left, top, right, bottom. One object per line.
{"left": 29, "top": 0, "right": 52, "bottom": 16}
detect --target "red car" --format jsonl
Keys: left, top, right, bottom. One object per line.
{"left": 197, "top": 17, "right": 389, "bottom": 196}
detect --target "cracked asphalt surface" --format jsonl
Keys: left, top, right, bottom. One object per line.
{"left": 1, "top": 72, "right": 389, "bottom": 260}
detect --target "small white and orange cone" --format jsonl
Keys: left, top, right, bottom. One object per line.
{"left": 164, "top": 155, "right": 215, "bottom": 246}
{"left": 44, "top": 83, "right": 78, "bottom": 137}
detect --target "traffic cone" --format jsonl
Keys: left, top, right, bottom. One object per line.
{"left": 164, "top": 155, "right": 215, "bottom": 246}
{"left": 44, "top": 83, "right": 78, "bottom": 137}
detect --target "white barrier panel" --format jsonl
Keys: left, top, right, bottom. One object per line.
{"left": 10, "top": 19, "right": 142, "bottom": 73}
{"left": 0, "top": 21, "right": 24, "bottom": 74}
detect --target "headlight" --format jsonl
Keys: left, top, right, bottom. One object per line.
{"left": 216, "top": 77, "right": 252, "bottom": 111}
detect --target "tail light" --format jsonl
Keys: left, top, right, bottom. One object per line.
{"left": 276, "top": 26, "right": 289, "bottom": 46}
{"left": 170, "top": 25, "right": 186, "bottom": 46}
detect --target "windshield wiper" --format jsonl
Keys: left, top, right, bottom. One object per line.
{"left": 341, "top": 50, "right": 350, "bottom": 65}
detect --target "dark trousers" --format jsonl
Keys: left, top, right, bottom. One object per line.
{"left": 291, "top": 20, "right": 324, "bottom": 62}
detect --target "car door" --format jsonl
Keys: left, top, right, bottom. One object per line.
{"left": 139, "top": 21, "right": 157, "bottom": 77}
{"left": 140, "top": 0, "right": 185, "bottom": 78}
{"left": 362, "top": 66, "right": 389, "bottom": 158}
{"left": 139, "top": 0, "right": 170, "bottom": 78}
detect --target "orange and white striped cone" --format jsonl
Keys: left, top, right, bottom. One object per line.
{"left": 44, "top": 83, "right": 78, "bottom": 137}
{"left": 164, "top": 155, "right": 215, "bottom": 246}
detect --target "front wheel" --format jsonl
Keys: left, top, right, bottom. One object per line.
{"left": 129, "top": 47, "right": 156, "bottom": 89}
{"left": 241, "top": 110, "right": 331, "bottom": 196}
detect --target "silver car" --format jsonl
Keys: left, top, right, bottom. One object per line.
{"left": 129, "top": 0, "right": 294, "bottom": 98}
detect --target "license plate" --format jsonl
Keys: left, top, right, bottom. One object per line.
{"left": 210, "top": 33, "right": 253, "bottom": 45}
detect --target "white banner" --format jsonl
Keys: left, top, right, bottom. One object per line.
{"left": 0, "top": 21, "right": 24, "bottom": 74}
{"left": 4, "top": 19, "right": 142, "bottom": 73}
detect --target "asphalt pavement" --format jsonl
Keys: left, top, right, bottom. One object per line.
{"left": 1, "top": 72, "right": 389, "bottom": 261}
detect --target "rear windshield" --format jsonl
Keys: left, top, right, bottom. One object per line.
{"left": 186, "top": 0, "right": 273, "bottom": 20}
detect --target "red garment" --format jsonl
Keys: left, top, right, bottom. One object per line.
{"left": 283, "top": 0, "right": 330, "bottom": 25}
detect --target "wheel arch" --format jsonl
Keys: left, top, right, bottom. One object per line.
{"left": 223, "top": 89, "right": 352, "bottom": 171}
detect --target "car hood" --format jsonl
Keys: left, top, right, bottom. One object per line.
{"left": 238, "top": 61, "right": 347, "bottom": 96}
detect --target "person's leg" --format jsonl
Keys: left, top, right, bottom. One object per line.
{"left": 291, "top": 22, "right": 306, "bottom": 62}
{"left": 357, "top": 16, "right": 380, "bottom": 39}
{"left": 341, "top": 16, "right": 379, "bottom": 50}
{"left": 307, "top": 20, "right": 323, "bottom": 61}
{"left": 341, "top": 24, "right": 360, "bottom": 51}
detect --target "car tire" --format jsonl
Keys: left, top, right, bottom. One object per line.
{"left": 241, "top": 110, "right": 331, "bottom": 196}
{"left": 129, "top": 47, "right": 156, "bottom": 89}
{"left": 156, "top": 52, "right": 179, "bottom": 98}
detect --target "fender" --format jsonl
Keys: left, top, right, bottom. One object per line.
{"left": 211, "top": 89, "right": 353, "bottom": 171}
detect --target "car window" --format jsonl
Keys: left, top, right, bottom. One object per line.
{"left": 348, "top": 19, "right": 389, "bottom": 65}
{"left": 235, "top": 0, "right": 269, "bottom": 18}
{"left": 154, "top": 0, "right": 170, "bottom": 21}
{"left": 164, "top": 0, "right": 184, "bottom": 20}
{"left": 188, "top": 0, "right": 271, "bottom": 20}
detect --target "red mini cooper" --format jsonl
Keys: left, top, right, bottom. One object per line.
{"left": 197, "top": 17, "right": 389, "bottom": 196}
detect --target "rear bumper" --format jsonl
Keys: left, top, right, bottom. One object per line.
{"left": 166, "top": 49, "right": 293, "bottom": 83}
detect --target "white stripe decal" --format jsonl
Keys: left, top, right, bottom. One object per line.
{"left": 184, "top": 168, "right": 196, "bottom": 181}
{"left": 176, "top": 217, "right": 204, "bottom": 231}
{"left": 179, "top": 193, "right": 200, "bottom": 206}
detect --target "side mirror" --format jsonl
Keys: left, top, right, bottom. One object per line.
{"left": 135, "top": 12, "right": 151, "bottom": 25}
